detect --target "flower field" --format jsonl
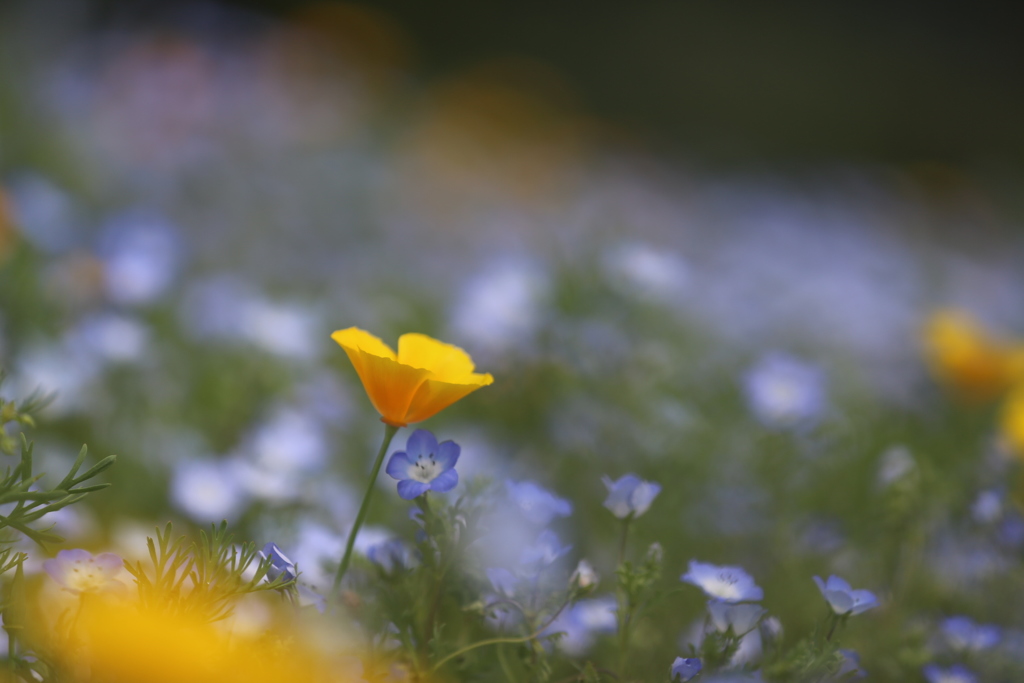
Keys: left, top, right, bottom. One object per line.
{"left": 0, "top": 3, "right": 1023, "bottom": 682}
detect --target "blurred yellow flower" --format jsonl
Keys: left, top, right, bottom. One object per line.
{"left": 922, "top": 310, "right": 1024, "bottom": 401}
{"left": 1000, "top": 385, "right": 1024, "bottom": 460}
{"left": 49, "top": 599, "right": 356, "bottom": 683}
{"left": 331, "top": 327, "right": 493, "bottom": 427}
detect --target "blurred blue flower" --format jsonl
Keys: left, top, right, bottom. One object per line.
{"left": 505, "top": 480, "right": 572, "bottom": 525}
{"left": 836, "top": 649, "right": 867, "bottom": 680}
{"left": 43, "top": 549, "right": 124, "bottom": 594}
{"left": 386, "top": 430, "right": 460, "bottom": 500}
{"left": 682, "top": 561, "right": 763, "bottom": 603}
{"left": 259, "top": 542, "right": 296, "bottom": 582}
{"left": 97, "top": 209, "right": 182, "bottom": 306}
{"left": 922, "top": 664, "right": 978, "bottom": 683}
{"left": 520, "top": 529, "right": 572, "bottom": 567}
{"left": 170, "top": 459, "right": 247, "bottom": 522}
{"left": 546, "top": 595, "right": 617, "bottom": 655}
{"left": 940, "top": 616, "right": 1001, "bottom": 651}
{"left": 970, "top": 490, "right": 1002, "bottom": 524}
{"left": 486, "top": 568, "right": 519, "bottom": 597}
{"left": 706, "top": 601, "right": 766, "bottom": 635}
{"left": 297, "top": 584, "right": 327, "bottom": 614}
{"left": 670, "top": 657, "right": 702, "bottom": 682}
{"left": 743, "top": 352, "right": 825, "bottom": 428}
{"left": 813, "top": 575, "right": 878, "bottom": 615}
{"left": 367, "top": 539, "right": 417, "bottom": 573}
{"left": 601, "top": 474, "right": 661, "bottom": 519}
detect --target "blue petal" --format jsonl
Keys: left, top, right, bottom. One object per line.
{"left": 406, "top": 430, "right": 438, "bottom": 459}
{"left": 397, "top": 480, "right": 431, "bottom": 500}
{"left": 430, "top": 468, "right": 459, "bottom": 493}
{"left": 433, "top": 440, "right": 461, "bottom": 470}
{"left": 385, "top": 452, "right": 414, "bottom": 480}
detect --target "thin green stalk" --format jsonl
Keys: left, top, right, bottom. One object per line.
{"left": 431, "top": 594, "right": 573, "bottom": 674}
{"left": 332, "top": 424, "right": 399, "bottom": 595}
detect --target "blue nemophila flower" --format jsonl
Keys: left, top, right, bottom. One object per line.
{"left": 813, "top": 575, "right": 878, "bottom": 615}
{"left": 922, "top": 664, "right": 978, "bottom": 683}
{"left": 601, "top": 474, "right": 661, "bottom": 519}
{"left": 670, "top": 657, "right": 702, "bottom": 682}
{"left": 43, "top": 549, "right": 124, "bottom": 594}
{"left": 682, "top": 560, "right": 764, "bottom": 602}
{"left": 505, "top": 480, "right": 572, "bottom": 525}
{"left": 546, "top": 596, "right": 618, "bottom": 655}
{"left": 743, "top": 352, "right": 825, "bottom": 428}
{"left": 837, "top": 649, "right": 867, "bottom": 680}
{"left": 941, "top": 616, "right": 1001, "bottom": 651}
{"left": 259, "top": 542, "right": 296, "bottom": 582}
{"left": 486, "top": 567, "right": 519, "bottom": 597}
{"left": 521, "top": 529, "right": 572, "bottom": 566}
{"left": 367, "top": 539, "right": 417, "bottom": 573}
{"left": 385, "top": 430, "right": 460, "bottom": 500}
{"left": 707, "top": 601, "right": 766, "bottom": 635}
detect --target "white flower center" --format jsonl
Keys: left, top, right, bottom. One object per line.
{"left": 66, "top": 558, "right": 112, "bottom": 592}
{"left": 409, "top": 453, "right": 442, "bottom": 483}
{"left": 707, "top": 571, "right": 742, "bottom": 600}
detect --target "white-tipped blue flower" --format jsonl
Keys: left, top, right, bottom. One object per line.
{"left": 670, "top": 657, "right": 702, "bottom": 682}
{"left": 922, "top": 664, "right": 978, "bottom": 683}
{"left": 601, "top": 474, "right": 661, "bottom": 519}
{"left": 941, "top": 616, "right": 1001, "bottom": 651}
{"left": 706, "top": 601, "right": 766, "bottom": 636}
{"left": 743, "top": 352, "right": 826, "bottom": 428}
{"left": 43, "top": 549, "right": 124, "bottom": 594}
{"left": 386, "top": 430, "right": 460, "bottom": 500}
{"left": 259, "top": 542, "right": 296, "bottom": 582}
{"left": 813, "top": 575, "right": 878, "bottom": 615}
{"left": 682, "top": 561, "right": 763, "bottom": 603}
{"left": 505, "top": 480, "right": 572, "bottom": 525}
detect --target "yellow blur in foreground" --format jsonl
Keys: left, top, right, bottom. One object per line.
{"left": 332, "top": 327, "right": 493, "bottom": 427}
{"left": 56, "top": 599, "right": 356, "bottom": 683}
{"left": 1001, "top": 385, "right": 1024, "bottom": 459}
{"left": 922, "top": 310, "right": 1024, "bottom": 401}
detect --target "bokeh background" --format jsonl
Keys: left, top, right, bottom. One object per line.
{"left": 3, "top": 2, "right": 1024, "bottom": 681}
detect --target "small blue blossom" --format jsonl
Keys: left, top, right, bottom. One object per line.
{"left": 670, "top": 657, "right": 702, "bottom": 682}
{"left": 43, "top": 549, "right": 125, "bottom": 594}
{"left": 520, "top": 529, "right": 572, "bottom": 566}
{"left": 601, "top": 474, "right": 661, "bottom": 519}
{"left": 813, "top": 575, "right": 878, "bottom": 615}
{"left": 922, "top": 664, "right": 978, "bottom": 683}
{"left": 546, "top": 596, "right": 618, "bottom": 655}
{"left": 486, "top": 568, "right": 519, "bottom": 597}
{"left": 259, "top": 542, "right": 296, "bottom": 582}
{"left": 941, "top": 616, "right": 1001, "bottom": 651}
{"left": 836, "top": 649, "right": 867, "bottom": 680}
{"left": 682, "top": 560, "right": 764, "bottom": 603}
{"left": 743, "top": 352, "right": 826, "bottom": 428}
{"left": 505, "top": 480, "right": 572, "bottom": 525}
{"left": 366, "top": 539, "right": 417, "bottom": 573}
{"left": 706, "top": 601, "right": 766, "bottom": 635}
{"left": 385, "top": 430, "right": 460, "bottom": 500}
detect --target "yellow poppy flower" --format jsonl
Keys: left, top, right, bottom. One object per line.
{"left": 1001, "top": 385, "right": 1024, "bottom": 460}
{"left": 922, "top": 309, "right": 1024, "bottom": 401}
{"left": 45, "top": 599, "right": 359, "bottom": 683}
{"left": 331, "top": 327, "right": 493, "bottom": 427}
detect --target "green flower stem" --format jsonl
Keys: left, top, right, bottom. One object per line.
{"left": 618, "top": 515, "right": 633, "bottom": 565}
{"left": 431, "top": 593, "right": 573, "bottom": 674}
{"left": 331, "top": 423, "right": 400, "bottom": 595}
